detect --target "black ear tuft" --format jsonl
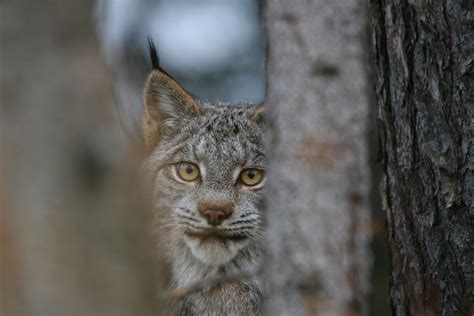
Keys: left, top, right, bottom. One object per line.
{"left": 147, "top": 37, "right": 160, "bottom": 70}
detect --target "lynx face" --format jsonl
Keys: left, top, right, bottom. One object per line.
{"left": 147, "top": 104, "right": 265, "bottom": 265}
{"left": 143, "top": 48, "right": 265, "bottom": 269}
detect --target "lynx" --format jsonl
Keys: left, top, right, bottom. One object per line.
{"left": 143, "top": 41, "right": 265, "bottom": 315}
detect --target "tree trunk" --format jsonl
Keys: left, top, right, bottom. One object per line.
{"left": 0, "top": 1, "right": 160, "bottom": 315}
{"left": 371, "top": 0, "right": 473, "bottom": 315}
{"left": 263, "top": 1, "right": 372, "bottom": 315}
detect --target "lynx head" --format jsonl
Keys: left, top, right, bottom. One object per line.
{"left": 143, "top": 41, "right": 265, "bottom": 270}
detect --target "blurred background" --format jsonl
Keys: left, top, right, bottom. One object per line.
{"left": 0, "top": 0, "right": 387, "bottom": 315}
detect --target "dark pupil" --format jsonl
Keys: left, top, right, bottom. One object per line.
{"left": 247, "top": 170, "right": 256, "bottom": 179}
{"left": 185, "top": 165, "right": 194, "bottom": 174}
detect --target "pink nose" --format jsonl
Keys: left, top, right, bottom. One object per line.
{"left": 201, "top": 209, "right": 229, "bottom": 226}
{"left": 198, "top": 203, "right": 233, "bottom": 226}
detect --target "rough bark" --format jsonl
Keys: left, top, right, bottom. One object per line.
{"left": 263, "top": 1, "right": 372, "bottom": 315}
{"left": 0, "top": 1, "right": 160, "bottom": 315}
{"left": 371, "top": 0, "right": 473, "bottom": 315}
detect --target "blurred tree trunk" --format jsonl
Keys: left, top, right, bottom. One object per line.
{"left": 0, "top": 1, "right": 160, "bottom": 315}
{"left": 263, "top": 1, "right": 372, "bottom": 315}
{"left": 371, "top": 0, "right": 473, "bottom": 315}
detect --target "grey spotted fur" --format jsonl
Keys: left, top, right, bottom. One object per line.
{"left": 144, "top": 100, "right": 265, "bottom": 315}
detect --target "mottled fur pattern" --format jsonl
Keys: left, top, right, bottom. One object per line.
{"left": 142, "top": 45, "right": 265, "bottom": 315}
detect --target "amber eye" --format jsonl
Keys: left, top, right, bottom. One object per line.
{"left": 176, "top": 163, "right": 200, "bottom": 182}
{"left": 240, "top": 168, "right": 264, "bottom": 187}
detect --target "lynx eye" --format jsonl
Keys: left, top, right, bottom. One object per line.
{"left": 240, "top": 168, "right": 264, "bottom": 187}
{"left": 176, "top": 163, "right": 200, "bottom": 182}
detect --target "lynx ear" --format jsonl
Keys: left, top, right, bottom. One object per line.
{"left": 250, "top": 105, "right": 266, "bottom": 123}
{"left": 143, "top": 40, "right": 202, "bottom": 151}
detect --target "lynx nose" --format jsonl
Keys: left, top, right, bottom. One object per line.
{"left": 198, "top": 203, "right": 233, "bottom": 226}
{"left": 202, "top": 209, "right": 227, "bottom": 226}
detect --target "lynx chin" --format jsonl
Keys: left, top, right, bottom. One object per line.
{"left": 143, "top": 40, "right": 265, "bottom": 315}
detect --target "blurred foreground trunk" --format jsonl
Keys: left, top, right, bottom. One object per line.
{"left": 263, "top": 1, "right": 372, "bottom": 315}
{"left": 0, "top": 1, "right": 160, "bottom": 315}
{"left": 371, "top": 1, "right": 473, "bottom": 314}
